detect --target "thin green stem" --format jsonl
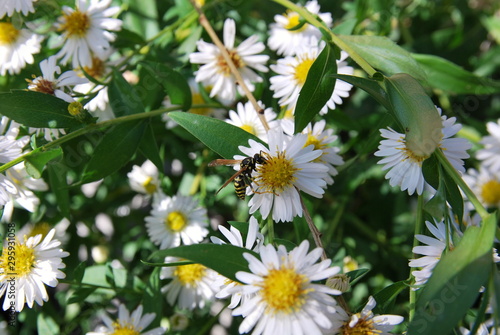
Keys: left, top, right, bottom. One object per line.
{"left": 409, "top": 194, "right": 425, "bottom": 321}
{"left": 266, "top": 215, "right": 275, "bottom": 245}
{"left": 270, "top": 0, "right": 377, "bottom": 77}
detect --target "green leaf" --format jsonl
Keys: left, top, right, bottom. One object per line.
{"left": 0, "top": 91, "right": 81, "bottom": 128}
{"left": 138, "top": 122, "right": 164, "bottom": 172}
{"left": 142, "top": 267, "right": 163, "bottom": 327}
{"left": 24, "top": 147, "right": 63, "bottom": 179}
{"left": 372, "top": 281, "right": 408, "bottom": 314}
{"left": 412, "top": 53, "right": 500, "bottom": 95}
{"left": 140, "top": 61, "right": 192, "bottom": 110}
{"left": 37, "top": 313, "right": 59, "bottom": 335}
{"left": 331, "top": 74, "right": 391, "bottom": 111}
{"left": 47, "top": 160, "right": 70, "bottom": 218}
{"left": 339, "top": 35, "right": 427, "bottom": 82}
{"left": 442, "top": 166, "right": 464, "bottom": 224}
{"left": 149, "top": 244, "right": 258, "bottom": 282}
{"left": 408, "top": 213, "right": 496, "bottom": 335}
{"left": 81, "top": 121, "right": 147, "bottom": 183}
{"left": 108, "top": 68, "right": 145, "bottom": 117}
{"left": 67, "top": 287, "right": 97, "bottom": 304}
{"left": 295, "top": 43, "right": 338, "bottom": 133}
{"left": 345, "top": 268, "right": 370, "bottom": 286}
{"left": 168, "top": 112, "right": 266, "bottom": 159}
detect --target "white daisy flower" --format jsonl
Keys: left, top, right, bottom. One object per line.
{"left": 210, "top": 216, "right": 263, "bottom": 309}
{"left": 237, "top": 128, "right": 329, "bottom": 222}
{"left": 267, "top": 0, "right": 332, "bottom": 56}
{"left": 476, "top": 119, "right": 500, "bottom": 173}
{"left": 54, "top": 0, "right": 122, "bottom": 68}
{"left": 331, "top": 296, "right": 404, "bottom": 334}
{"left": 87, "top": 304, "right": 165, "bottom": 335}
{"left": 161, "top": 256, "right": 217, "bottom": 310}
{"left": 374, "top": 108, "right": 471, "bottom": 195}
{"left": 0, "top": 22, "right": 42, "bottom": 76}
{"left": 0, "top": 229, "right": 69, "bottom": 312}
{"left": 127, "top": 160, "right": 160, "bottom": 195}
{"left": 232, "top": 240, "right": 342, "bottom": 335}
{"left": 270, "top": 43, "right": 353, "bottom": 115}
{"left": 189, "top": 18, "right": 269, "bottom": 101}
{"left": 0, "top": 0, "right": 36, "bottom": 18}
{"left": 463, "top": 166, "right": 500, "bottom": 209}
{"left": 145, "top": 193, "right": 209, "bottom": 250}
{"left": 225, "top": 101, "right": 277, "bottom": 142}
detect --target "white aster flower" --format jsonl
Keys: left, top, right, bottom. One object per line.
{"left": 374, "top": 108, "right": 471, "bottom": 195}
{"left": 0, "top": 22, "right": 42, "bottom": 76}
{"left": 463, "top": 166, "right": 500, "bottom": 209}
{"left": 225, "top": 101, "right": 277, "bottom": 142}
{"left": 477, "top": 119, "right": 500, "bottom": 173}
{"left": 145, "top": 193, "right": 209, "bottom": 250}
{"left": 189, "top": 18, "right": 269, "bottom": 102}
{"left": 268, "top": 0, "right": 332, "bottom": 56}
{"left": 127, "top": 160, "right": 160, "bottom": 195}
{"left": 54, "top": 0, "right": 122, "bottom": 68}
{"left": 210, "top": 216, "right": 263, "bottom": 309}
{"left": 270, "top": 43, "right": 353, "bottom": 115}
{"left": 0, "top": 229, "right": 69, "bottom": 312}
{"left": 161, "top": 256, "right": 217, "bottom": 310}
{"left": 237, "top": 128, "right": 329, "bottom": 222}
{"left": 0, "top": 0, "right": 36, "bottom": 18}
{"left": 232, "top": 240, "right": 341, "bottom": 335}
{"left": 331, "top": 296, "right": 404, "bottom": 334}
{"left": 87, "top": 304, "right": 165, "bottom": 335}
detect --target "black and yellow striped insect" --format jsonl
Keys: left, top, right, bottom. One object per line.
{"left": 208, "top": 153, "right": 266, "bottom": 200}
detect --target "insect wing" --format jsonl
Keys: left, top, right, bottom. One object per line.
{"left": 208, "top": 159, "right": 241, "bottom": 167}
{"left": 215, "top": 168, "right": 247, "bottom": 194}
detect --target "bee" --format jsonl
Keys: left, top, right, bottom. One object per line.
{"left": 208, "top": 153, "right": 266, "bottom": 200}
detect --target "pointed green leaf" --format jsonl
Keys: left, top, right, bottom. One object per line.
{"left": 24, "top": 147, "right": 63, "bottom": 179}
{"left": 372, "top": 281, "right": 408, "bottom": 314}
{"left": 149, "top": 244, "right": 258, "bottom": 282}
{"left": 142, "top": 267, "right": 162, "bottom": 327}
{"left": 409, "top": 213, "right": 496, "bottom": 335}
{"left": 168, "top": 112, "right": 266, "bottom": 159}
{"left": 67, "top": 287, "right": 97, "bottom": 305}
{"left": 47, "top": 160, "right": 70, "bottom": 218}
{"left": 331, "top": 74, "right": 391, "bottom": 111}
{"left": 0, "top": 91, "right": 81, "bottom": 128}
{"left": 139, "top": 122, "right": 164, "bottom": 172}
{"left": 81, "top": 121, "right": 147, "bottom": 183}
{"left": 295, "top": 43, "right": 338, "bottom": 133}
{"left": 108, "top": 68, "right": 145, "bottom": 117}
{"left": 346, "top": 268, "right": 370, "bottom": 286}
{"left": 339, "top": 35, "right": 427, "bottom": 82}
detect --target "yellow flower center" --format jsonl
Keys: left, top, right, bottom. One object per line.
{"left": 82, "top": 57, "right": 106, "bottom": 78}
{"left": 0, "top": 240, "right": 36, "bottom": 278}
{"left": 283, "top": 108, "right": 294, "bottom": 119}
{"left": 0, "top": 23, "right": 20, "bottom": 45}
{"left": 399, "top": 137, "right": 429, "bottom": 165}
{"left": 27, "top": 76, "right": 57, "bottom": 95}
{"left": 340, "top": 314, "right": 380, "bottom": 335}
{"left": 190, "top": 92, "right": 211, "bottom": 116}
{"left": 255, "top": 151, "right": 298, "bottom": 194}
{"left": 259, "top": 266, "right": 310, "bottom": 313}
{"left": 110, "top": 322, "right": 140, "bottom": 335}
{"left": 216, "top": 50, "right": 245, "bottom": 76}
{"left": 481, "top": 179, "right": 500, "bottom": 206}
{"left": 60, "top": 10, "right": 91, "bottom": 37}
{"left": 294, "top": 58, "right": 315, "bottom": 85}
{"left": 240, "top": 124, "right": 257, "bottom": 135}
{"left": 165, "top": 211, "right": 187, "bottom": 232}
{"left": 142, "top": 176, "right": 157, "bottom": 194}
{"left": 175, "top": 263, "right": 206, "bottom": 285}
{"left": 284, "top": 12, "right": 307, "bottom": 32}
{"left": 27, "top": 223, "right": 51, "bottom": 240}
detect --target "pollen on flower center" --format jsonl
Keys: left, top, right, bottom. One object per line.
{"left": 284, "top": 12, "right": 307, "bottom": 32}
{"left": 83, "top": 57, "right": 106, "bottom": 78}
{"left": 216, "top": 50, "right": 245, "bottom": 76}
{"left": 240, "top": 124, "right": 256, "bottom": 135}
{"left": 0, "top": 241, "right": 35, "bottom": 278}
{"left": 255, "top": 151, "right": 298, "bottom": 193}
{"left": 0, "top": 23, "right": 20, "bottom": 45}
{"left": 110, "top": 321, "right": 140, "bottom": 335}
{"left": 27, "top": 76, "right": 56, "bottom": 95}
{"left": 165, "top": 211, "right": 187, "bottom": 232}
{"left": 401, "top": 139, "right": 429, "bottom": 164}
{"left": 341, "top": 315, "right": 379, "bottom": 335}
{"left": 294, "top": 58, "right": 314, "bottom": 85}
{"left": 60, "top": 10, "right": 91, "bottom": 37}
{"left": 260, "top": 267, "right": 309, "bottom": 313}
{"left": 175, "top": 263, "right": 206, "bottom": 285}
{"left": 142, "top": 176, "right": 157, "bottom": 194}
{"left": 27, "top": 223, "right": 51, "bottom": 240}
{"left": 481, "top": 180, "right": 500, "bottom": 206}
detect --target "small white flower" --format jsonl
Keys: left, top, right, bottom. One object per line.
{"left": 237, "top": 128, "right": 329, "bottom": 222}
{"left": 463, "top": 165, "right": 500, "bottom": 209}
{"left": 477, "top": 119, "right": 500, "bottom": 173}
{"left": 190, "top": 18, "right": 269, "bottom": 101}
{"left": 0, "top": 22, "right": 42, "bottom": 76}
{"left": 374, "top": 108, "right": 471, "bottom": 195}
{"left": 0, "top": 229, "right": 69, "bottom": 312}
{"left": 332, "top": 296, "right": 404, "bottom": 334}
{"left": 0, "top": 0, "right": 36, "bottom": 18}
{"left": 87, "top": 304, "right": 165, "bottom": 335}
{"left": 270, "top": 42, "right": 353, "bottom": 115}
{"left": 145, "top": 193, "right": 209, "bottom": 250}
{"left": 233, "top": 240, "right": 341, "bottom": 335}
{"left": 225, "top": 101, "right": 277, "bottom": 142}
{"left": 161, "top": 256, "right": 217, "bottom": 310}
{"left": 127, "top": 160, "right": 160, "bottom": 195}
{"left": 267, "top": 0, "right": 332, "bottom": 56}
{"left": 54, "top": 0, "right": 122, "bottom": 68}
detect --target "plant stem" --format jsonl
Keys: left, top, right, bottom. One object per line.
{"left": 266, "top": 215, "right": 275, "bottom": 245}
{"left": 299, "top": 193, "right": 327, "bottom": 261}
{"left": 409, "top": 194, "right": 425, "bottom": 321}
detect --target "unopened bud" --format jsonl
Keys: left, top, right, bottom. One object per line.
{"left": 326, "top": 274, "right": 350, "bottom": 293}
